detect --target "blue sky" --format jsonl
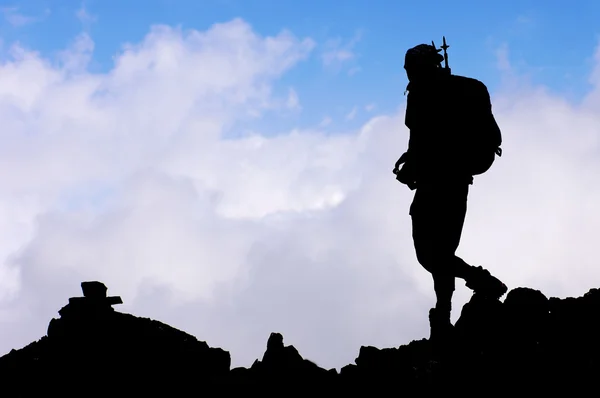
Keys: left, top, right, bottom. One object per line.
{"left": 2, "top": 0, "right": 600, "bottom": 136}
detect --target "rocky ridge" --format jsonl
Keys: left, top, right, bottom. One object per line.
{"left": 1, "top": 281, "right": 599, "bottom": 393}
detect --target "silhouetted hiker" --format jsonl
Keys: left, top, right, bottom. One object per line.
{"left": 392, "top": 39, "right": 507, "bottom": 344}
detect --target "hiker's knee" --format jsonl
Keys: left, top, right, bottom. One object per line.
{"left": 415, "top": 247, "right": 450, "bottom": 273}
{"left": 415, "top": 249, "right": 433, "bottom": 271}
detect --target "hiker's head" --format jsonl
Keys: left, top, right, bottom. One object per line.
{"left": 404, "top": 44, "right": 444, "bottom": 82}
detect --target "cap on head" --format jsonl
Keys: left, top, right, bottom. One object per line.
{"left": 404, "top": 44, "right": 444, "bottom": 70}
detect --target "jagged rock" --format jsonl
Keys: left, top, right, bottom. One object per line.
{"left": 234, "top": 332, "right": 335, "bottom": 385}
{"left": 2, "top": 282, "right": 600, "bottom": 393}
{"left": 0, "top": 281, "right": 230, "bottom": 391}
{"left": 503, "top": 287, "right": 549, "bottom": 352}
{"left": 454, "top": 293, "right": 504, "bottom": 351}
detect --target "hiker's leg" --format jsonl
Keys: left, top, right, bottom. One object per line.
{"left": 411, "top": 213, "right": 450, "bottom": 308}
{"left": 410, "top": 183, "right": 470, "bottom": 272}
{"left": 432, "top": 272, "right": 454, "bottom": 312}
{"left": 410, "top": 183, "right": 474, "bottom": 311}
{"left": 437, "top": 183, "right": 507, "bottom": 298}
{"left": 411, "top": 182, "right": 507, "bottom": 309}
{"left": 440, "top": 183, "right": 472, "bottom": 280}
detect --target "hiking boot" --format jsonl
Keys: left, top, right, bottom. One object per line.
{"left": 429, "top": 307, "right": 456, "bottom": 360}
{"left": 429, "top": 307, "right": 455, "bottom": 342}
{"left": 465, "top": 266, "right": 508, "bottom": 300}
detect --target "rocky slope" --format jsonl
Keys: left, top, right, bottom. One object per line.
{"left": 1, "top": 281, "right": 599, "bottom": 393}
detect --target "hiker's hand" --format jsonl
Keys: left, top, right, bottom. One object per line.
{"left": 394, "top": 152, "right": 408, "bottom": 170}
{"left": 395, "top": 164, "right": 417, "bottom": 190}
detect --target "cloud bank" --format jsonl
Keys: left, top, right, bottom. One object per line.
{"left": 0, "top": 19, "right": 599, "bottom": 370}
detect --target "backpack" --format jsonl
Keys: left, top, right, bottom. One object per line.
{"left": 449, "top": 75, "right": 502, "bottom": 176}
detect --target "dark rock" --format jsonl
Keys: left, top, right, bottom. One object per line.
{"left": 0, "top": 282, "right": 230, "bottom": 392}
{"left": 239, "top": 331, "right": 335, "bottom": 385}
{"left": 2, "top": 281, "right": 600, "bottom": 393}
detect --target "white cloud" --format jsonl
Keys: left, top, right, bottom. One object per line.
{"left": 322, "top": 48, "right": 353, "bottom": 65}
{"left": 286, "top": 87, "right": 300, "bottom": 110}
{"left": 0, "top": 7, "right": 44, "bottom": 27}
{"left": 347, "top": 66, "right": 361, "bottom": 76}
{"left": 345, "top": 106, "right": 357, "bottom": 120}
{"left": 321, "top": 30, "right": 362, "bottom": 68}
{"left": 0, "top": 21, "right": 600, "bottom": 375}
{"left": 58, "top": 33, "right": 95, "bottom": 73}
{"left": 319, "top": 116, "right": 332, "bottom": 127}
{"left": 76, "top": 4, "right": 97, "bottom": 28}
{"left": 365, "top": 103, "right": 375, "bottom": 112}
{"left": 496, "top": 42, "right": 512, "bottom": 73}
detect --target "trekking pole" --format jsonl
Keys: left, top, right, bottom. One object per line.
{"left": 441, "top": 36, "right": 451, "bottom": 75}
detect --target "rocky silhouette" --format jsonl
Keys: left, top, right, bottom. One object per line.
{"left": 1, "top": 281, "right": 599, "bottom": 393}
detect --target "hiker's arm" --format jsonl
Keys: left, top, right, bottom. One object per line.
{"left": 407, "top": 128, "right": 419, "bottom": 157}
{"left": 395, "top": 121, "right": 418, "bottom": 171}
{"left": 404, "top": 94, "right": 419, "bottom": 160}
{"left": 394, "top": 102, "right": 418, "bottom": 189}
{"left": 394, "top": 128, "right": 417, "bottom": 170}
{"left": 393, "top": 93, "right": 418, "bottom": 190}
